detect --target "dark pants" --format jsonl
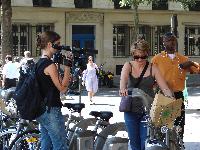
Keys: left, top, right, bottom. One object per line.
{"left": 124, "top": 112, "right": 147, "bottom": 150}
{"left": 3, "top": 78, "right": 17, "bottom": 90}
{"left": 174, "top": 91, "right": 185, "bottom": 139}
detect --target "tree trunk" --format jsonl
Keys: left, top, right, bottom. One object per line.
{"left": 132, "top": 4, "right": 139, "bottom": 43}
{"left": 1, "top": 0, "right": 12, "bottom": 65}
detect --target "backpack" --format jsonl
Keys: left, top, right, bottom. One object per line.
{"left": 14, "top": 61, "right": 46, "bottom": 120}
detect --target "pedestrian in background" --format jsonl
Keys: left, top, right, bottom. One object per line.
{"left": 152, "top": 32, "right": 200, "bottom": 140}
{"left": 120, "top": 39, "right": 173, "bottom": 150}
{"left": 2, "top": 55, "right": 19, "bottom": 89}
{"left": 13, "top": 57, "right": 21, "bottom": 80}
{"left": 82, "top": 56, "right": 98, "bottom": 104}
{"left": 20, "top": 51, "right": 34, "bottom": 74}
{"left": 35, "top": 31, "right": 72, "bottom": 150}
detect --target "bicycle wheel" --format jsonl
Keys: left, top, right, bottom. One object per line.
{"left": 94, "top": 122, "right": 127, "bottom": 150}
{"left": 0, "top": 133, "right": 12, "bottom": 149}
{"left": 0, "top": 125, "right": 19, "bottom": 149}
{"left": 9, "top": 130, "right": 40, "bottom": 150}
{"left": 169, "top": 129, "right": 182, "bottom": 150}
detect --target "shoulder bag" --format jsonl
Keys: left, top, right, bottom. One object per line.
{"left": 119, "top": 61, "right": 149, "bottom": 112}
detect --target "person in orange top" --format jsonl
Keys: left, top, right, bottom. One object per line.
{"left": 152, "top": 32, "right": 199, "bottom": 140}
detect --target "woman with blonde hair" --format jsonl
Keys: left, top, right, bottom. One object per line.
{"left": 119, "top": 39, "right": 173, "bottom": 150}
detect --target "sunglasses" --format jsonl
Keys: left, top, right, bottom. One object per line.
{"left": 88, "top": 59, "right": 92, "bottom": 61}
{"left": 133, "top": 55, "right": 148, "bottom": 60}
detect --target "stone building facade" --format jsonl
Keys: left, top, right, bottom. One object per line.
{"left": 1, "top": 0, "right": 200, "bottom": 75}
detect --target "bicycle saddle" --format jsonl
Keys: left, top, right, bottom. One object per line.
{"left": 63, "top": 103, "right": 85, "bottom": 113}
{"left": 89, "top": 111, "right": 113, "bottom": 122}
{"left": 129, "top": 88, "right": 154, "bottom": 111}
{"left": 89, "top": 111, "right": 101, "bottom": 117}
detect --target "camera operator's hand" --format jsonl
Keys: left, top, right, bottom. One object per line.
{"left": 65, "top": 51, "right": 73, "bottom": 61}
{"left": 62, "top": 51, "right": 73, "bottom": 67}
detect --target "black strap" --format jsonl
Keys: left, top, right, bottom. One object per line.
{"left": 36, "top": 59, "right": 52, "bottom": 113}
{"left": 134, "top": 61, "right": 149, "bottom": 88}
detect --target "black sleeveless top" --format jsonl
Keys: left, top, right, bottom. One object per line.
{"left": 37, "top": 58, "right": 62, "bottom": 108}
{"left": 128, "top": 62, "right": 155, "bottom": 98}
{"left": 127, "top": 62, "right": 155, "bottom": 113}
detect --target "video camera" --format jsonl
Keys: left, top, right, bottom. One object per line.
{"left": 52, "top": 43, "right": 98, "bottom": 71}
{"left": 52, "top": 44, "right": 72, "bottom": 67}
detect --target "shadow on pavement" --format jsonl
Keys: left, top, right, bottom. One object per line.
{"left": 185, "top": 142, "right": 200, "bottom": 150}
{"left": 187, "top": 87, "right": 200, "bottom": 96}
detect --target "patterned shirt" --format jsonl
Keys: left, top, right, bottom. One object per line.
{"left": 152, "top": 51, "right": 199, "bottom": 92}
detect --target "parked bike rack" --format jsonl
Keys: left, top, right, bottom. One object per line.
{"left": 76, "top": 129, "right": 96, "bottom": 150}
{"left": 103, "top": 136, "right": 129, "bottom": 150}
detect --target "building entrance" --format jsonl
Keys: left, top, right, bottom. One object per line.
{"left": 72, "top": 25, "right": 95, "bottom": 50}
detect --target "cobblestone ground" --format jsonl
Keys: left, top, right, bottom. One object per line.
{"left": 62, "top": 86, "right": 200, "bottom": 150}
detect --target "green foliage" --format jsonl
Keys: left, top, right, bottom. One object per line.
{"left": 119, "top": 0, "right": 196, "bottom": 9}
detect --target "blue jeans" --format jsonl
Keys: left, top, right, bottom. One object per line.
{"left": 36, "top": 107, "right": 68, "bottom": 150}
{"left": 124, "top": 112, "right": 147, "bottom": 150}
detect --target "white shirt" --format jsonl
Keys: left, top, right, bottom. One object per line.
{"left": 168, "top": 54, "right": 176, "bottom": 60}
{"left": 14, "top": 62, "right": 21, "bottom": 78}
{"left": 2, "top": 61, "right": 19, "bottom": 79}
{"left": 20, "top": 57, "right": 34, "bottom": 74}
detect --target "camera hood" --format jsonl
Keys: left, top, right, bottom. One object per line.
{"left": 52, "top": 44, "right": 71, "bottom": 51}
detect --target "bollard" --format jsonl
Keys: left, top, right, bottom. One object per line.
{"left": 76, "top": 130, "right": 95, "bottom": 150}
{"left": 103, "top": 136, "right": 129, "bottom": 150}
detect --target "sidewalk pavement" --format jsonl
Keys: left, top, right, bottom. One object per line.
{"left": 62, "top": 86, "right": 200, "bottom": 150}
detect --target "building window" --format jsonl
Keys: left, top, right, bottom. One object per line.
{"left": 113, "top": 25, "right": 130, "bottom": 57}
{"left": 33, "top": 0, "right": 51, "bottom": 7}
{"left": 74, "top": 0, "right": 92, "bottom": 8}
{"left": 185, "top": 26, "right": 200, "bottom": 56}
{"left": 116, "top": 65, "right": 123, "bottom": 75}
{"left": 12, "top": 24, "right": 29, "bottom": 56}
{"left": 152, "top": 25, "right": 170, "bottom": 55}
{"left": 152, "top": 0, "right": 168, "bottom": 10}
{"left": 113, "top": 0, "right": 131, "bottom": 9}
{"left": 189, "top": 1, "right": 200, "bottom": 11}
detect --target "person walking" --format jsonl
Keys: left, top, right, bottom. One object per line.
{"left": 2, "top": 55, "right": 19, "bottom": 89}
{"left": 20, "top": 51, "right": 35, "bottom": 75}
{"left": 120, "top": 39, "right": 173, "bottom": 150}
{"left": 35, "top": 31, "right": 72, "bottom": 150}
{"left": 151, "top": 32, "right": 200, "bottom": 140}
{"left": 82, "top": 56, "right": 98, "bottom": 103}
{"left": 13, "top": 57, "right": 21, "bottom": 80}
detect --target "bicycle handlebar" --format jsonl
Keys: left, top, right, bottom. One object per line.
{"left": 127, "top": 88, "right": 154, "bottom": 112}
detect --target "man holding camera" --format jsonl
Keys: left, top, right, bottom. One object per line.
{"left": 152, "top": 32, "right": 200, "bottom": 141}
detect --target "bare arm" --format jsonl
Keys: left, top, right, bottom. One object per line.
{"left": 179, "top": 61, "right": 199, "bottom": 73}
{"left": 2, "top": 75, "right": 6, "bottom": 87}
{"left": 2, "top": 66, "right": 6, "bottom": 87}
{"left": 119, "top": 62, "right": 130, "bottom": 96}
{"left": 44, "top": 64, "right": 71, "bottom": 94}
{"left": 152, "top": 65, "right": 173, "bottom": 98}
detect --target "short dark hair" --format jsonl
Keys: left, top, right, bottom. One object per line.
{"left": 163, "top": 32, "right": 176, "bottom": 39}
{"left": 5, "top": 55, "right": 12, "bottom": 61}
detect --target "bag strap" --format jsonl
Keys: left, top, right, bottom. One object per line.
{"left": 134, "top": 61, "right": 149, "bottom": 88}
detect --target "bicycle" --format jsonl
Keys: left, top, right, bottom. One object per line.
{"left": 9, "top": 102, "right": 125, "bottom": 150}
{"left": 8, "top": 103, "right": 85, "bottom": 150}
{"left": 0, "top": 90, "right": 36, "bottom": 150}
{"left": 68, "top": 110, "right": 128, "bottom": 150}
{"left": 122, "top": 88, "right": 184, "bottom": 150}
